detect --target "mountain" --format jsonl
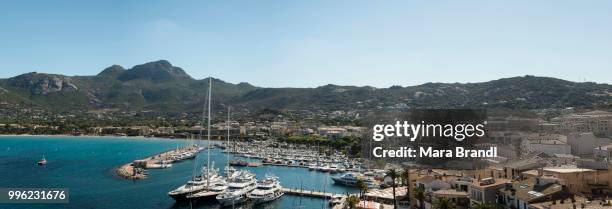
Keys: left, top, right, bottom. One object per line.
{"left": 0, "top": 60, "right": 610, "bottom": 115}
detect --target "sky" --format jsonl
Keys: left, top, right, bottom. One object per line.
{"left": 0, "top": 0, "right": 611, "bottom": 88}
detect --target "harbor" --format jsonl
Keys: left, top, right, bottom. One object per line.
{"left": 0, "top": 136, "right": 361, "bottom": 209}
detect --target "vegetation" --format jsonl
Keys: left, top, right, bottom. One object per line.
{"left": 401, "top": 167, "right": 411, "bottom": 198}
{"left": 279, "top": 135, "right": 362, "bottom": 156}
{"left": 356, "top": 179, "right": 369, "bottom": 208}
{"left": 472, "top": 202, "right": 496, "bottom": 209}
{"left": 433, "top": 197, "right": 455, "bottom": 209}
{"left": 414, "top": 187, "right": 426, "bottom": 209}
{"left": 344, "top": 195, "right": 361, "bottom": 209}
{"left": 1, "top": 60, "right": 610, "bottom": 115}
{"left": 386, "top": 168, "right": 400, "bottom": 209}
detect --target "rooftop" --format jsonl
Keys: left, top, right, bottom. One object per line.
{"left": 499, "top": 178, "right": 566, "bottom": 203}
{"left": 471, "top": 178, "right": 511, "bottom": 189}
{"left": 432, "top": 189, "right": 468, "bottom": 197}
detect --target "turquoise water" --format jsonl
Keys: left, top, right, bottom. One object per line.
{"left": 0, "top": 136, "right": 357, "bottom": 209}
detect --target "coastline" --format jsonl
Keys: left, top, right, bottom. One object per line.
{"left": 0, "top": 134, "right": 216, "bottom": 141}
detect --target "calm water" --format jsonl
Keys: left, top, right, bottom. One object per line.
{"left": 0, "top": 136, "right": 357, "bottom": 209}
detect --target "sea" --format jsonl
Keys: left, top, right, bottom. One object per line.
{"left": 0, "top": 136, "right": 358, "bottom": 209}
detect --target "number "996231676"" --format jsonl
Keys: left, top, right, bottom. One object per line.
{"left": 8, "top": 190, "right": 65, "bottom": 200}
{"left": 1, "top": 188, "right": 69, "bottom": 203}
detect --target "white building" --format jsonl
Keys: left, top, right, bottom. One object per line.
{"left": 567, "top": 132, "right": 612, "bottom": 156}
{"left": 415, "top": 176, "right": 451, "bottom": 192}
{"left": 522, "top": 139, "right": 571, "bottom": 155}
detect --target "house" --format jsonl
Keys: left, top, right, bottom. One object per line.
{"left": 469, "top": 177, "right": 511, "bottom": 205}
{"left": 503, "top": 158, "right": 547, "bottom": 179}
{"left": 432, "top": 189, "right": 470, "bottom": 208}
{"left": 497, "top": 176, "right": 569, "bottom": 209}
{"left": 541, "top": 166, "right": 611, "bottom": 195}
{"left": 415, "top": 176, "right": 451, "bottom": 192}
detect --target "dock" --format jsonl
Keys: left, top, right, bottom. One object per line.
{"left": 282, "top": 188, "right": 349, "bottom": 209}
{"left": 281, "top": 188, "right": 345, "bottom": 199}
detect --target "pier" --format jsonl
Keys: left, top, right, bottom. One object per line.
{"left": 282, "top": 188, "right": 350, "bottom": 209}
{"left": 282, "top": 188, "right": 346, "bottom": 199}
{"left": 115, "top": 145, "right": 204, "bottom": 180}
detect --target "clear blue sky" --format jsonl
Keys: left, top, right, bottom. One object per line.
{"left": 1, "top": 0, "right": 611, "bottom": 87}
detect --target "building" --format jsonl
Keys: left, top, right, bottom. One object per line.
{"left": 567, "top": 132, "right": 611, "bottom": 156}
{"left": 469, "top": 177, "right": 511, "bottom": 205}
{"left": 593, "top": 144, "right": 612, "bottom": 163}
{"left": 432, "top": 189, "right": 470, "bottom": 208}
{"left": 522, "top": 139, "right": 571, "bottom": 155}
{"left": 554, "top": 111, "right": 612, "bottom": 137}
{"left": 497, "top": 176, "right": 569, "bottom": 209}
{"left": 416, "top": 176, "right": 451, "bottom": 192}
{"left": 317, "top": 126, "right": 347, "bottom": 139}
{"left": 538, "top": 167, "right": 612, "bottom": 195}
{"left": 503, "top": 158, "right": 547, "bottom": 179}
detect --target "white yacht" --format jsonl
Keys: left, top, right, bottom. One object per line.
{"left": 168, "top": 166, "right": 225, "bottom": 200}
{"left": 186, "top": 179, "right": 228, "bottom": 201}
{"left": 215, "top": 170, "right": 257, "bottom": 206}
{"left": 331, "top": 172, "right": 377, "bottom": 188}
{"left": 247, "top": 175, "right": 284, "bottom": 204}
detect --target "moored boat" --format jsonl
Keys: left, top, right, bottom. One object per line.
{"left": 331, "top": 172, "right": 377, "bottom": 188}
{"left": 247, "top": 175, "right": 284, "bottom": 204}
{"left": 215, "top": 170, "right": 257, "bottom": 206}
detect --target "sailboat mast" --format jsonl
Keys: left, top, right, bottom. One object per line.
{"left": 206, "top": 77, "right": 212, "bottom": 188}
{"left": 226, "top": 106, "right": 230, "bottom": 174}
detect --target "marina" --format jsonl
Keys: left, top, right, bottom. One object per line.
{"left": 0, "top": 136, "right": 360, "bottom": 209}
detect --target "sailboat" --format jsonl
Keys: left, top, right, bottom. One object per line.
{"left": 169, "top": 77, "right": 225, "bottom": 202}
{"left": 37, "top": 155, "right": 47, "bottom": 165}
{"left": 215, "top": 106, "right": 258, "bottom": 206}
{"left": 187, "top": 106, "right": 236, "bottom": 201}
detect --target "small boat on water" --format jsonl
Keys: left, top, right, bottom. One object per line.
{"left": 247, "top": 162, "right": 261, "bottom": 167}
{"left": 247, "top": 175, "right": 284, "bottom": 204}
{"left": 229, "top": 160, "right": 248, "bottom": 167}
{"left": 37, "top": 155, "right": 47, "bottom": 165}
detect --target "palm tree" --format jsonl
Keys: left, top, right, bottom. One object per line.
{"left": 433, "top": 197, "right": 455, "bottom": 209}
{"left": 386, "top": 168, "right": 400, "bottom": 209}
{"left": 401, "top": 167, "right": 411, "bottom": 197}
{"left": 413, "top": 187, "right": 426, "bottom": 209}
{"left": 356, "top": 179, "right": 369, "bottom": 207}
{"left": 472, "top": 202, "right": 496, "bottom": 209}
{"left": 356, "top": 179, "right": 365, "bottom": 197}
{"left": 344, "top": 195, "right": 360, "bottom": 209}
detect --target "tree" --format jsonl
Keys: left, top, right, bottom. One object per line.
{"left": 344, "top": 195, "right": 360, "bottom": 209}
{"left": 401, "top": 167, "right": 411, "bottom": 198}
{"left": 386, "top": 168, "right": 400, "bottom": 209}
{"left": 472, "top": 202, "right": 496, "bottom": 209}
{"left": 356, "top": 179, "right": 369, "bottom": 207}
{"left": 414, "top": 187, "right": 426, "bottom": 209}
{"left": 433, "top": 197, "right": 455, "bottom": 209}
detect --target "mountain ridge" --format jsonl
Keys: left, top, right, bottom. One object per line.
{"left": 0, "top": 60, "right": 610, "bottom": 114}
